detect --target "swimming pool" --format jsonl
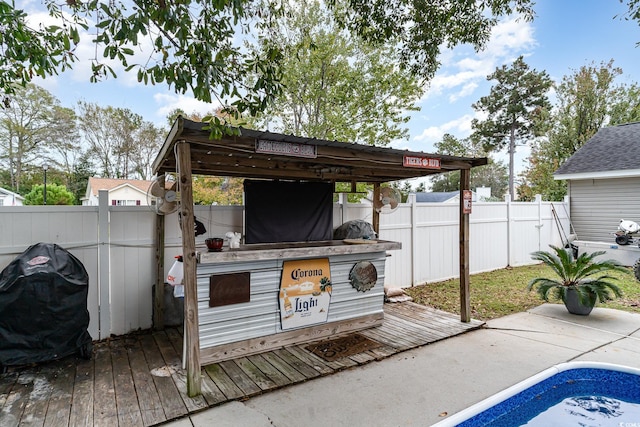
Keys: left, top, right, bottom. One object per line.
{"left": 433, "top": 362, "right": 640, "bottom": 426}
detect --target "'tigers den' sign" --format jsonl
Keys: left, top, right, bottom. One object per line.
{"left": 403, "top": 155, "right": 441, "bottom": 169}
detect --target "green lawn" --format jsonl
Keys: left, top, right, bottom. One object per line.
{"left": 404, "top": 263, "right": 640, "bottom": 321}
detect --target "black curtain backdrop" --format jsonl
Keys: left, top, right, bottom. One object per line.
{"left": 244, "top": 180, "right": 333, "bottom": 244}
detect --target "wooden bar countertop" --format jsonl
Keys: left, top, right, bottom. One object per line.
{"left": 197, "top": 239, "right": 401, "bottom": 264}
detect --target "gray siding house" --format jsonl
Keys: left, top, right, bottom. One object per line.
{"left": 554, "top": 122, "right": 640, "bottom": 242}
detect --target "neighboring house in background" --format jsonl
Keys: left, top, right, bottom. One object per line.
{"left": 83, "top": 177, "right": 154, "bottom": 206}
{"left": 0, "top": 187, "right": 25, "bottom": 206}
{"left": 414, "top": 190, "right": 483, "bottom": 203}
{"left": 554, "top": 122, "right": 640, "bottom": 242}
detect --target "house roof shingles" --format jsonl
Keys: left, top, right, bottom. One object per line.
{"left": 415, "top": 191, "right": 459, "bottom": 203}
{"left": 554, "top": 122, "right": 640, "bottom": 178}
{"left": 87, "top": 177, "right": 153, "bottom": 197}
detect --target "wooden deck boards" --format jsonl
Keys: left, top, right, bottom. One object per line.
{"left": 0, "top": 302, "right": 484, "bottom": 427}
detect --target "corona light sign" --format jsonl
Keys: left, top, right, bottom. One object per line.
{"left": 279, "top": 258, "right": 332, "bottom": 330}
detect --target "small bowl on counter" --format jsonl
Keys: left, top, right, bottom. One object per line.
{"left": 205, "top": 238, "right": 224, "bottom": 252}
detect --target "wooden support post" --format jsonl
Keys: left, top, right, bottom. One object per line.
{"left": 98, "top": 190, "right": 111, "bottom": 340}
{"left": 372, "top": 183, "right": 380, "bottom": 236}
{"left": 176, "top": 141, "right": 202, "bottom": 396}
{"left": 459, "top": 168, "right": 471, "bottom": 323}
{"left": 153, "top": 213, "right": 165, "bottom": 330}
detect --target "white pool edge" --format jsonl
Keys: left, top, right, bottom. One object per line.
{"left": 432, "top": 361, "right": 640, "bottom": 426}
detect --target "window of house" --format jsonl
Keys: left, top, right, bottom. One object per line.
{"left": 111, "top": 200, "right": 140, "bottom": 206}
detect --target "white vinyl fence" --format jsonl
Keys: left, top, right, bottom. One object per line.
{"left": 0, "top": 191, "right": 569, "bottom": 340}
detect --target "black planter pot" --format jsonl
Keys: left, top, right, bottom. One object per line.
{"left": 563, "top": 288, "right": 596, "bottom": 315}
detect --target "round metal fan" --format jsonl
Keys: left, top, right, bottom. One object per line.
{"left": 373, "top": 186, "right": 402, "bottom": 213}
{"left": 147, "top": 174, "right": 180, "bottom": 215}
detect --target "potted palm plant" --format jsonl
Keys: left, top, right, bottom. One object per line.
{"left": 527, "top": 245, "right": 628, "bottom": 315}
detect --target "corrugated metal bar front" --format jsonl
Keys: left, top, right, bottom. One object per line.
{"left": 196, "top": 251, "right": 387, "bottom": 350}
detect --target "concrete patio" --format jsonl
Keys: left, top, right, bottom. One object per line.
{"left": 165, "top": 303, "right": 640, "bottom": 426}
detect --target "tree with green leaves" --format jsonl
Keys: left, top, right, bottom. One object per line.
{"left": 430, "top": 133, "right": 508, "bottom": 198}
{"left": 1, "top": 0, "right": 285, "bottom": 129}
{"left": 68, "top": 152, "right": 96, "bottom": 205}
{"left": 471, "top": 56, "right": 552, "bottom": 201}
{"left": 24, "top": 183, "right": 75, "bottom": 205}
{"left": 519, "top": 60, "right": 630, "bottom": 201}
{"left": 329, "top": 0, "right": 535, "bottom": 81}
{"left": 2, "top": 0, "right": 537, "bottom": 137}
{"left": 609, "top": 82, "right": 640, "bottom": 125}
{"left": 0, "top": 84, "right": 72, "bottom": 192}
{"left": 249, "top": 0, "right": 421, "bottom": 146}
{"left": 77, "top": 102, "right": 163, "bottom": 179}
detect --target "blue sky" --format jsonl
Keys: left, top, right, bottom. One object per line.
{"left": 26, "top": 0, "right": 640, "bottom": 181}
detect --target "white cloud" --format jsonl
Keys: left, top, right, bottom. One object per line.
{"left": 412, "top": 113, "right": 477, "bottom": 144}
{"left": 421, "top": 16, "right": 537, "bottom": 104}
{"left": 153, "top": 93, "right": 221, "bottom": 120}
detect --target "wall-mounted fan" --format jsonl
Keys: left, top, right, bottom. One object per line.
{"left": 373, "top": 186, "right": 402, "bottom": 213}
{"left": 147, "top": 173, "right": 180, "bottom": 215}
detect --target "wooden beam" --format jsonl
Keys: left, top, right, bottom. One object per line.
{"left": 200, "top": 313, "right": 384, "bottom": 365}
{"left": 372, "top": 183, "right": 380, "bottom": 236}
{"left": 176, "top": 141, "right": 202, "bottom": 396}
{"left": 459, "top": 169, "right": 471, "bottom": 323}
{"left": 153, "top": 213, "right": 165, "bottom": 330}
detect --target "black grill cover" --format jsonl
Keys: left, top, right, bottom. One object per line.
{"left": 0, "top": 243, "right": 92, "bottom": 366}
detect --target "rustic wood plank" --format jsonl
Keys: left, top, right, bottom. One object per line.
{"left": 287, "top": 345, "right": 345, "bottom": 373}
{"left": 197, "top": 373, "right": 229, "bottom": 407}
{"left": 92, "top": 343, "right": 118, "bottom": 427}
{"left": 200, "top": 313, "right": 384, "bottom": 365}
{"left": 69, "top": 356, "right": 94, "bottom": 427}
{"left": 382, "top": 316, "right": 444, "bottom": 343}
{"left": 390, "top": 302, "right": 483, "bottom": 329}
{"left": 348, "top": 351, "right": 377, "bottom": 364}
{"left": 110, "top": 340, "right": 144, "bottom": 426}
{"left": 385, "top": 314, "right": 448, "bottom": 342}
{"left": 163, "top": 327, "right": 184, "bottom": 357}
{"left": 357, "top": 327, "right": 403, "bottom": 348}
{"left": 1, "top": 300, "right": 488, "bottom": 427}
{"left": 154, "top": 213, "right": 165, "bottom": 330}
{"left": 363, "top": 322, "right": 419, "bottom": 349}
{"left": 126, "top": 339, "right": 165, "bottom": 427}
{"left": 43, "top": 358, "right": 75, "bottom": 427}
{"left": 295, "top": 340, "right": 358, "bottom": 368}
{"left": 154, "top": 330, "right": 208, "bottom": 413}
{"left": 2, "top": 369, "right": 33, "bottom": 427}
{"left": 218, "top": 360, "right": 261, "bottom": 396}
{"left": 203, "top": 364, "right": 244, "bottom": 400}
{"left": 246, "top": 354, "right": 293, "bottom": 388}
{"left": 258, "top": 352, "right": 307, "bottom": 383}
{"left": 272, "top": 349, "right": 321, "bottom": 379}
{"left": 367, "top": 345, "right": 398, "bottom": 359}
{"left": 233, "top": 357, "right": 278, "bottom": 391}
{"left": 177, "top": 141, "right": 202, "bottom": 397}
{"left": 387, "top": 307, "right": 482, "bottom": 339}
{"left": 0, "top": 371, "right": 19, "bottom": 413}
{"left": 139, "top": 333, "right": 187, "bottom": 421}
{"left": 386, "top": 306, "right": 454, "bottom": 333}
{"left": 17, "top": 366, "right": 50, "bottom": 427}
{"left": 164, "top": 328, "right": 228, "bottom": 407}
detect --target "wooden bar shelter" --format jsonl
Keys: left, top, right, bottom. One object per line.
{"left": 151, "top": 117, "right": 487, "bottom": 395}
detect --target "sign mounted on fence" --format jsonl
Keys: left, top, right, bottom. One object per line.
{"left": 279, "top": 258, "right": 332, "bottom": 330}
{"left": 403, "top": 155, "right": 441, "bottom": 169}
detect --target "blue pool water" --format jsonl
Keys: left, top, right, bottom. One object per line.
{"left": 435, "top": 362, "right": 640, "bottom": 427}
